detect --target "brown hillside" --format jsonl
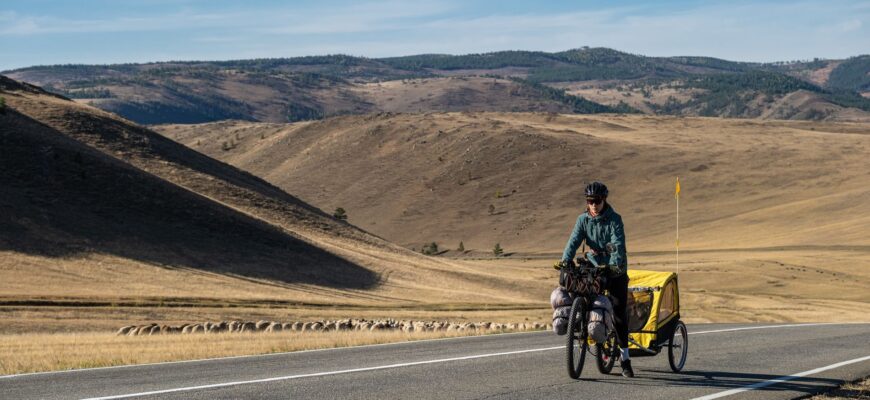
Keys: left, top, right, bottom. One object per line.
{"left": 0, "top": 76, "right": 553, "bottom": 309}
{"left": 350, "top": 77, "right": 578, "bottom": 114}
{"left": 555, "top": 81, "right": 870, "bottom": 122}
{"left": 6, "top": 71, "right": 595, "bottom": 124}
{"left": 155, "top": 112, "right": 870, "bottom": 254}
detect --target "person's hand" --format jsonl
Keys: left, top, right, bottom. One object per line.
{"left": 554, "top": 259, "right": 575, "bottom": 270}
{"left": 607, "top": 264, "right": 626, "bottom": 276}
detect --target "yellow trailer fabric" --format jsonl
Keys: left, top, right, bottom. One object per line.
{"left": 626, "top": 269, "right": 678, "bottom": 350}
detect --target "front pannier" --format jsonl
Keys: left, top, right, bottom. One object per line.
{"left": 587, "top": 295, "right": 614, "bottom": 343}
{"left": 550, "top": 287, "right": 573, "bottom": 335}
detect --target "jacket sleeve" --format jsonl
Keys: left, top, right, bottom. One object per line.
{"left": 608, "top": 216, "right": 627, "bottom": 267}
{"left": 561, "top": 216, "right": 585, "bottom": 262}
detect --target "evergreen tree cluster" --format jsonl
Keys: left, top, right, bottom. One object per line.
{"left": 826, "top": 55, "right": 870, "bottom": 92}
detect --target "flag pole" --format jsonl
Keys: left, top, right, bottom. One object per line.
{"left": 675, "top": 177, "right": 680, "bottom": 275}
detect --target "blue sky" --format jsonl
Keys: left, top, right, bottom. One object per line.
{"left": 1, "top": 0, "right": 867, "bottom": 71}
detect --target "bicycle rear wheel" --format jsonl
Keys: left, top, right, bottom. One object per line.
{"left": 595, "top": 330, "right": 617, "bottom": 374}
{"left": 566, "top": 297, "right": 588, "bottom": 379}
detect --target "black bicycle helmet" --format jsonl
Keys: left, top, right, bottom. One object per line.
{"left": 584, "top": 181, "right": 609, "bottom": 198}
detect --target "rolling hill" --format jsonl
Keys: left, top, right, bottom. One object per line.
{"left": 0, "top": 75, "right": 554, "bottom": 313}
{"left": 5, "top": 48, "right": 869, "bottom": 124}
{"left": 154, "top": 112, "right": 870, "bottom": 254}
{"left": 2, "top": 74, "right": 869, "bottom": 334}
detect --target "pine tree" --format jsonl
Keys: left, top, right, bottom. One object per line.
{"left": 333, "top": 207, "right": 348, "bottom": 220}
{"left": 493, "top": 243, "right": 503, "bottom": 257}
{"left": 458, "top": 241, "right": 465, "bottom": 252}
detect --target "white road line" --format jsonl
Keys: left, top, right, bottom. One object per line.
{"left": 689, "top": 355, "right": 870, "bottom": 400}
{"left": 689, "top": 323, "right": 842, "bottom": 335}
{"left": 79, "top": 346, "right": 565, "bottom": 400}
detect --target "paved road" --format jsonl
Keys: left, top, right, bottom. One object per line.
{"left": 2, "top": 323, "right": 869, "bottom": 399}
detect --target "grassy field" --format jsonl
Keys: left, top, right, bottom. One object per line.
{"left": 2, "top": 247, "right": 867, "bottom": 374}
{"left": 0, "top": 329, "right": 535, "bottom": 375}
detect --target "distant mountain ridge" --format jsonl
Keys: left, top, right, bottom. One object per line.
{"left": 4, "top": 47, "right": 869, "bottom": 124}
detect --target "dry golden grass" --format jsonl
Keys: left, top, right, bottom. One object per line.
{"left": 156, "top": 112, "right": 870, "bottom": 253}
{"left": 0, "top": 329, "right": 532, "bottom": 375}
{"left": 149, "top": 112, "right": 870, "bottom": 325}
{"left": 350, "top": 77, "right": 574, "bottom": 114}
{"left": 808, "top": 377, "right": 870, "bottom": 399}
{"left": 551, "top": 80, "right": 705, "bottom": 114}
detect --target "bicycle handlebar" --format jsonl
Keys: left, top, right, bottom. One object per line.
{"left": 553, "top": 260, "right": 609, "bottom": 271}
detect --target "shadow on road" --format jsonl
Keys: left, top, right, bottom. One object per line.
{"left": 583, "top": 369, "right": 844, "bottom": 396}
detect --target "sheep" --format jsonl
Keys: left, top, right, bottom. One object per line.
{"left": 240, "top": 322, "right": 256, "bottom": 333}
{"left": 116, "top": 326, "right": 135, "bottom": 336}
{"left": 138, "top": 324, "right": 157, "bottom": 335}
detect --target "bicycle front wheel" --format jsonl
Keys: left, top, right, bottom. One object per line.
{"left": 566, "top": 296, "right": 588, "bottom": 379}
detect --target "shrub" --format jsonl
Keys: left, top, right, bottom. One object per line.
{"left": 333, "top": 207, "right": 348, "bottom": 220}
{"left": 488, "top": 204, "right": 496, "bottom": 215}
{"left": 493, "top": 243, "right": 503, "bottom": 257}
{"left": 457, "top": 241, "right": 465, "bottom": 252}
{"left": 421, "top": 242, "right": 439, "bottom": 255}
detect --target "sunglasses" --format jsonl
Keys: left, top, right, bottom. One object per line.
{"left": 586, "top": 197, "right": 604, "bottom": 205}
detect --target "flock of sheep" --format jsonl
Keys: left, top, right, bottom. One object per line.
{"left": 116, "top": 319, "right": 551, "bottom": 336}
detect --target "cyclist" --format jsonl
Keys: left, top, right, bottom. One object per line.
{"left": 560, "top": 181, "right": 634, "bottom": 378}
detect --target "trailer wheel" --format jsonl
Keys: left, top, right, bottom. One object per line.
{"left": 668, "top": 321, "right": 688, "bottom": 372}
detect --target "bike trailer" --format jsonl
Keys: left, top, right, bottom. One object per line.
{"left": 626, "top": 269, "right": 680, "bottom": 355}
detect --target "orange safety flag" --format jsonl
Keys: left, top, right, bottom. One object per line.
{"left": 675, "top": 177, "right": 681, "bottom": 199}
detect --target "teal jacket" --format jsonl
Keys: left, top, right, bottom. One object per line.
{"left": 560, "top": 204, "right": 628, "bottom": 272}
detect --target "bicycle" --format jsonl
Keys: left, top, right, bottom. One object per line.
{"left": 560, "top": 260, "right": 614, "bottom": 379}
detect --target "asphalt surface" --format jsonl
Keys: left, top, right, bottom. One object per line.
{"left": 2, "top": 323, "right": 869, "bottom": 400}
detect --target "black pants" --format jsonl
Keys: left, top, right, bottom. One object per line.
{"left": 606, "top": 273, "right": 629, "bottom": 349}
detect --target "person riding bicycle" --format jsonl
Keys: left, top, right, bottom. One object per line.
{"left": 560, "top": 181, "right": 635, "bottom": 378}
